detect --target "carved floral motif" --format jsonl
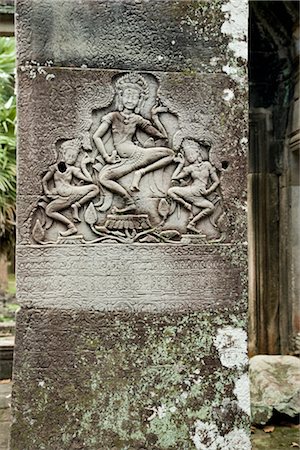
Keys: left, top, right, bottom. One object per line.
{"left": 31, "top": 73, "right": 225, "bottom": 245}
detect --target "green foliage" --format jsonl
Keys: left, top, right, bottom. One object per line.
{"left": 0, "top": 37, "right": 16, "bottom": 256}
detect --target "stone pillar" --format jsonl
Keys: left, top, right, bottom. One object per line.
{"left": 12, "top": 1, "right": 249, "bottom": 448}
{"left": 279, "top": 24, "right": 300, "bottom": 354}
{"left": 248, "top": 108, "right": 280, "bottom": 355}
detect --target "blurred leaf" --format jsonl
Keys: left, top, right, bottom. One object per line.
{"left": 0, "top": 37, "right": 16, "bottom": 257}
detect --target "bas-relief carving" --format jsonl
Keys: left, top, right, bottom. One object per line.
{"left": 30, "top": 73, "right": 225, "bottom": 245}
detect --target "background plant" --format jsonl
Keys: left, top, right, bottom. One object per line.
{"left": 0, "top": 36, "right": 16, "bottom": 257}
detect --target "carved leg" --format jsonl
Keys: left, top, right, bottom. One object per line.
{"left": 130, "top": 151, "right": 174, "bottom": 191}
{"left": 168, "top": 188, "right": 192, "bottom": 211}
{"left": 72, "top": 186, "right": 99, "bottom": 222}
{"left": 188, "top": 204, "right": 214, "bottom": 228}
{"left": 113, "top": 198, "right": 137, "bottom": 214}
{"left": 71, "top": 202, "right": 81, "bottom": 222}
{"left": 100, "top": 176, "right": 137, "bottom": 212}
{"left": 60, "top": 223, "right": 78, "bottom": 237}
{"left": 173, "top": 195, "right": 192, "bottom": 211}
{"left": 186, "top": 223, "right": 200, "bottom": 234}
{"left": 47, "top": 210, "right": 78, "bottom": 236}
{"left": 101, "top": 177, "right": 133, "bottom": 200}
{"left": 46, "top": 202, "right": 77, "bottom": 235}
{"left": 130, "top": 169, "right": 144, "bottom": 192}
{"left": 46, "top": 207, "right": 74, "bottom": 228}
{"left": 76, "top": 186, "right": 99, "bottom": 206}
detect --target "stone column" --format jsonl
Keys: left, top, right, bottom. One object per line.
{"left": 12, "top": 1, "right": 249, "bottom": 448}
{"left": 279, "top": 24, "right": 300, "bottom": 354}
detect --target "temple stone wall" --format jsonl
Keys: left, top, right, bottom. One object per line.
{"left": 12, "top": 1, "right": 249, "bottom": 448}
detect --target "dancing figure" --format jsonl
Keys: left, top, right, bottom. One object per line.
{"left": 42, "top": 140, "right": 99, "bottom": 236}
{"left": 168, "top": 139, "right": 220, "bottom": 233}
{"left": 93, "top": 73, "right": 174, "bottom": 213}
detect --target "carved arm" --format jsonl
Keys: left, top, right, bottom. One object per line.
{"left": 151, "top": 104, "right": 168, "bottom": 139}
{"left": 205, "top": 167, "right": 220, "bottom": 195}
{"left": 143, "top": 123, "right": 165, "bottom": 140}
{"left": 42, "top": 167, "right": 55, "bottom": 196}
{"left": 93, "top": 122, "right": 119, "bottom": 164}
{"left": 172, "top": 154, "right": 188, "bottom": 180}
{"left": 72, "top": 153, "right": 93, "bottom": 183}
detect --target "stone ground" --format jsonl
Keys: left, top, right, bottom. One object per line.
{"left": 0, "top": 382, "right": 298, "bottom": 450}
{"left": 252, "top": 425, "right": 300, "bottom": 450}
{"left": 0, "top": 382, "right": 11, "bottom": 450}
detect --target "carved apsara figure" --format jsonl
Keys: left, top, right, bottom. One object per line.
{"left": 168, "top": 139, "right": 220, "bottom": 233}
{"left": 93, "top": 73, "right": 175, "bottom": 213}
{"left": 42, "top": 139, "right": 99, "bottom": 236}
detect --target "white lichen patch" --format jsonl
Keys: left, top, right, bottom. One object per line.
{"left": 223, "top": 428, "right": 251, "bottom": 450}
{"left": 147, "top": 404, "right": 167, "bottom": 421}
{"left": 221, "top": 0, "right": 248, "bottom": 84}
{"left": 214, "top": 326, "right": 248, "bottom": 369}
{"left": 193, "top": 376, "right": 203, "bottom": 385}
{"left": 180, "top": 391, "right": 189, "bottom": 400}
{"left": 191, "top": 421, "right": 224, "bottom": 450}
{"left": 191, "top": 421, "right": 251, "bottom": 450}
{"left": 228, "top": 40, "right": 247, "bottom": 61}
{"left": 222, "top": 88, "right": 235, "bottom": 102}
{"left": 209, "top": 57, "right": 220, "bottom": 67}
{"left": 46, "top": 74, "right": 55, "bottom": 81}
{"left": 221, "top": 0, "right": 248, "bottom": 60}
{"left": 222, "top": 64, "right": 245, "bottom": 85}
{"left": 234, "top": 373, "right": 251, "bottom": 415}
{"left": 157, "top": 404, "right": 167, "bottom": 419}
{"left": 20, "top": 60, "right": 55, "bottom": 80}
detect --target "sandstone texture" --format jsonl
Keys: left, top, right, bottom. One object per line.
{"left": 12, "top": 0, "right": 249, "bottom": 448}
{"left": 250, "top": 355, "right": 300, "bottom": 425}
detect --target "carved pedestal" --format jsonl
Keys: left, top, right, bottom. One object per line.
{"left": 12, "top": 0, "right": 250, "bottom": 448}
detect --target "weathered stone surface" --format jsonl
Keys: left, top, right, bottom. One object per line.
{"left": 250, "top": 355, "right": 300, "bottom": 425}
{"left": 16, "top": 0, "right": 230, "bottom": 73}
{"left": 13, "top": 0, "right": 249, "bottom": 447}
{"left": 11, "top": 308, "right": 250, "bottom": 450}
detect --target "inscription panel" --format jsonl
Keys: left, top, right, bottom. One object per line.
{"left": 17, "top": 244, "right": 244, "bottom": 312}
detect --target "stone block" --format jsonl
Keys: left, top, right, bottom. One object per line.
{"left": 12, "top": 0, "right": 249, "bottom": 448}
{"left": 250, "top": 355, "right": 300, "bottom": 425}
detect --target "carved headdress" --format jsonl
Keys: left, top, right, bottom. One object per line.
{"left": 115, "top": 73, "right": 149, "bottom": 114}
{"left": 60, "top": 139, "right": 81, "bottom": 159}
{"left": 173, "top": 135, "right": 212, "bottom": 161}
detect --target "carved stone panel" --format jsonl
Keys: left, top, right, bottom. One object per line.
{"left": 17, "top": 69, "right": 247, "bottom": 247}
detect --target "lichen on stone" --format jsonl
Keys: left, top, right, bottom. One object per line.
{"left": 214, "top": 326, "right": 248, "bottom": 369}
